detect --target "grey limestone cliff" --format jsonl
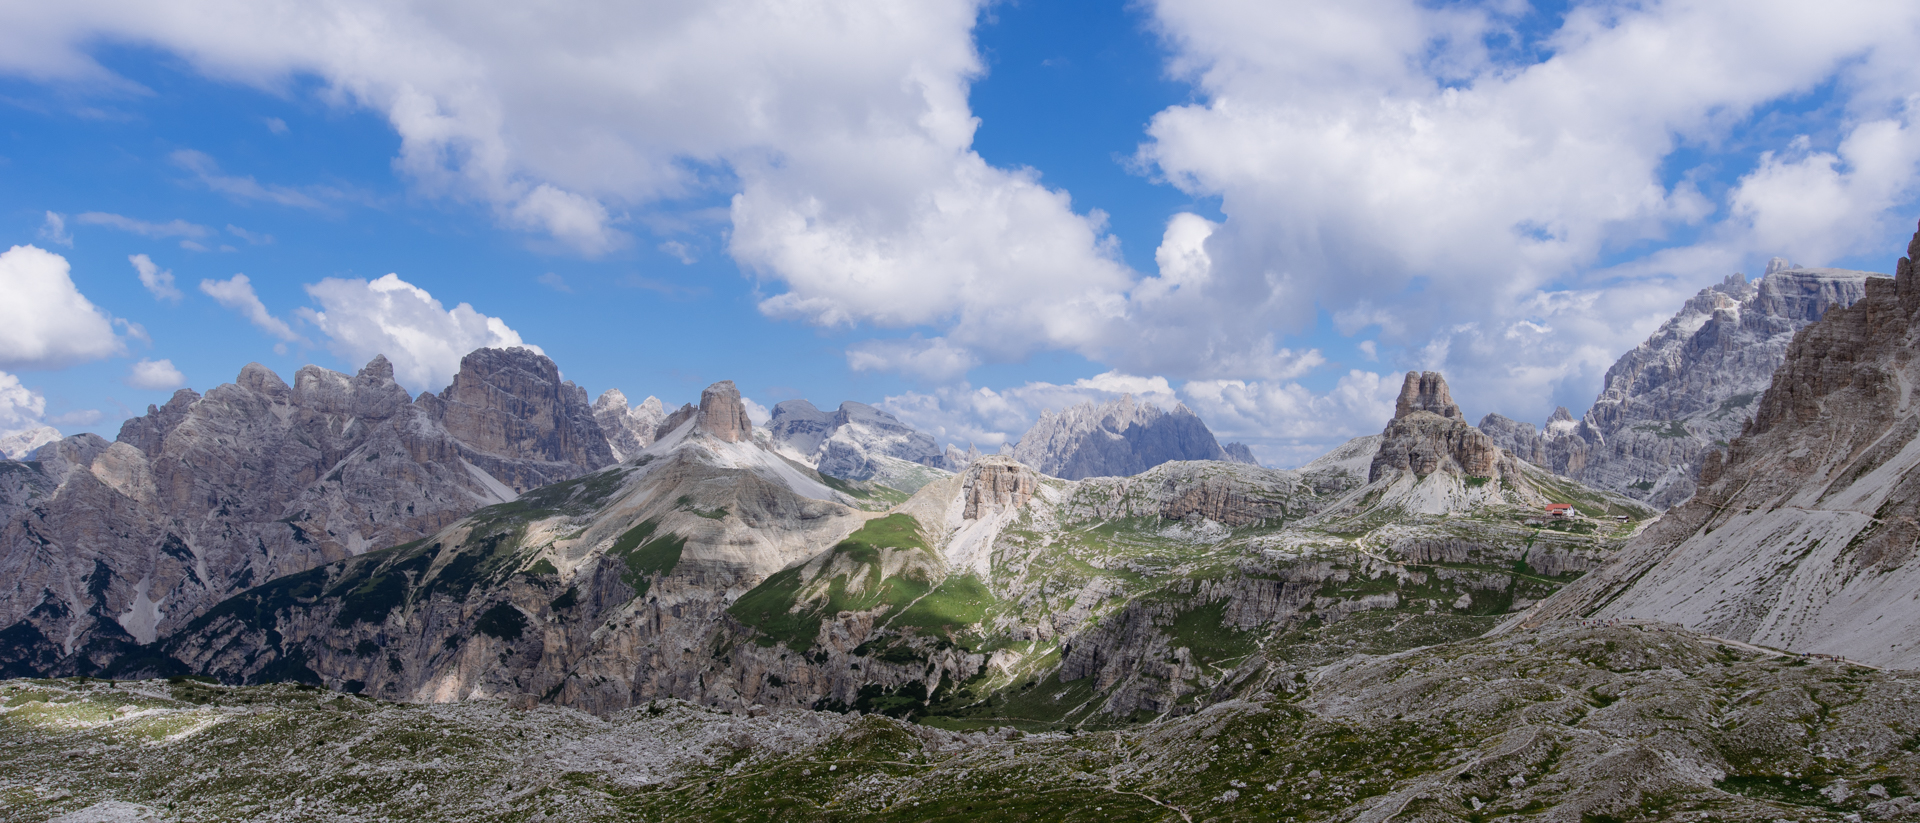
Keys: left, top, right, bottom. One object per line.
{"left": 592, "top": 389, "right": 667, "bottom": 461}
{"left": 1487, "top": 259, "right": 1883, "bottom": 507}
{"left": 766, "top": 398, "right": 947, "bottom": 490}
{"left": 0, "top": 348, "right": 617, "bottom": 678}
{"left": 1010, "top": 394, "right": 1230, "bottom": 480}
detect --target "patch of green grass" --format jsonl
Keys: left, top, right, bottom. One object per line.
{"left": 1635, "top": 419, "right": 1691, "bottom": 439}
{"left": 1165, "top": 600, "right": 1258, "bottom": 665}
{"left": 889, "top": 574, "right": 995, "bottom": 636}
{"left": 606, "top": 519, "right": 688, "bottom": 598}
{"left": 729, "top": 515, "right": 936, "bottom": 649}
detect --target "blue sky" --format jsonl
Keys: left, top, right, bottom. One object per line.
{"left": 2, "top": 0, "right": 1917, "bottom": 466}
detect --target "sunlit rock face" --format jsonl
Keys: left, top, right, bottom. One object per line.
{"left": 0, "top": 348, "right": 618, "bottom": 678}
{"left": 694, "top": 380, "right": 755, "bottom": 443}
{"left": 1516, "top": 223, "right": 1920, "bottom": 669}
{"left": 423, "top": 346, "right": 616, "bottom": 471}
{"left": 1488, "top": 259, "right": 1883, "bottom": 507}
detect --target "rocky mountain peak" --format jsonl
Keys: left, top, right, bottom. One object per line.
{"left": 767, "top": 399, "right": 832, "bottom": 456}
{"left": 116, "top": 388, "right": 200, "bottom": 456}
{"left": 592, "top": 389, "right": 667, "bottom": 461}
{"left": 695, "top": 380, "right": 754, "bottom": 443}
{"left": 1221, "top": 442, "right": 1260, "bottom": 466}
{"left": 358, "top": 354, "right": 395, "bottom": 383}
{"left": 1370, "top": 371, "right": 1505, "bottom": 483}
{"left": 425, "top": 347, "right": 614, "bottom": 468}
{"left": 0, "top": 425, "right": 60, "bottom": 460}
{"left": 236, "top": 362, "right": 291, "bottom": 398}
{"left": 763, "top": 397, "right": 948, "bottom": 492}
{"left": 1492, "top": 259, "right": 1884, "bottom": 507}
{"left": 1010, "top": 394, "right": 1229, "bottom": 480}
{"left": 1391, "top": 371, "right": 1463, "bottom": 421}
{"left": 960, "top": 454, "right": 1037, "bottom": 520}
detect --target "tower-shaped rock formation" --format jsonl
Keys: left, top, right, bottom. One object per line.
{"left": 1369, "top": 371, "right": 1507, "bottom": 482}
{"left": 1394, "top": 371, "right": 1463, "bottom": 420}
{"left": 961, "top": 455, "right": 1037, "bottom": 520}
{"left": 695, "top": 380, "right": 754, "bottom": 442}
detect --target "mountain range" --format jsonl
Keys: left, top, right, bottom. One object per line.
{"left": 9, "top": 225, "right": 1920, "bottom": 821}
{"left": 1481, "top": 258, "right": 1884, "bottom": 506}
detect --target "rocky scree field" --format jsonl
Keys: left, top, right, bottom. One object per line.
{"left": 5, "top": 622, "right": 1919, "bottom": 822}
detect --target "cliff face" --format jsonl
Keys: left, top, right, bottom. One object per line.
{"left": 1513, "top": 222, "right": 1920, "bottom": 668}
{"left": 1369, "top": 371, "right": 1513, "bottom": 483}
{"left": 1488, "top": 261, "right": 1882, "bottom": 507}
{"left": 0, "top": 348, "right": 618, "bottom": 678}
{"left": 420, "top": 347, "right": 616, "bottom": 477}
{"left": 1010, "top": 395, "right": 1230, "bottom": 480}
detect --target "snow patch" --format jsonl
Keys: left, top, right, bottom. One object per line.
{"left": 116, "top": 578, "right": 165, "bottom": 645}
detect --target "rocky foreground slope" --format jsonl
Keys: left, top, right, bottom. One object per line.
{"left": 1012, "top": 394, "right": 1257, "bottom": 480}
{"left": 1512, "top": 222, "right": 1920, "bottom": 670}
{"left": 1482, "top": 259, "right": 1882, "bottom": 507}
{"left": 0, "top": 347, "right": 618, "bottom": 678}
{"left": 8, "top": 620, "right": 1918, "bottom": 822}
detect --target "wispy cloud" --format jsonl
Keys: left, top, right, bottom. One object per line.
{"left": 128, "top": 254, "right": 182, "bottom": 303}
{"left": 171, "top": 149, "right": 329, "bottom": 210}
{"left": 199, "top": 274, "right": 303, "bottom": 343}
{"left": 659, "top": 240, "right": 697, "bottom": 264}
{"left": 536, "top": 272, "right": 572, "bottom": 293}
{"left": 76, "top": 212, "right": 212, "bottom": 240}
{"left": 621, "top": 274, "right": 708, "bottom": 301}
{"left": 37, "top": 212, "right": 72, "bottom": 247}
{"left": 226, "top": 224, "right": 274, "bottom": 245}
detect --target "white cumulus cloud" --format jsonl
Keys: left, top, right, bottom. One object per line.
{"left": 125, "top": 358, "right": 187, "bottom": 390}
{"left": 0, "top": 370, "right": 48, "bottom": 433}
{"left": 0, "top": 0, "right": 1133, "bottom": 356}
{"left": 199, "top": 274, "right": 302, "bottom": 342}
{"left": 0, "top": 245, "right": 124, "bottom": 369}
{"left": 1127, "top": 0, "right": 1920, "bottom": 416}
{"left": 299, "top": 273, "right": 537, "bottom": 392}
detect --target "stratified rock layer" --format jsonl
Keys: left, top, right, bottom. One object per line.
{"left": 695, "top": 381, "right": 754, "bottom": 443}
{"left": 960, "top": 456, "right": 1036, "bottom": 520}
